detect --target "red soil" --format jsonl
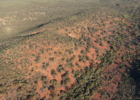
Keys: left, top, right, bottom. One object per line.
{"left": 0, "top": 15, "right": 136, "bottom": 100}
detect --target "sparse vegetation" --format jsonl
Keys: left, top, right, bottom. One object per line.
{"left": 0, "top": 0, "right": 140, "bottom": 100}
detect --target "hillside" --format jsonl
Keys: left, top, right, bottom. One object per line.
{"left": 0, "top": 0, "right": 140, "bottom": 100}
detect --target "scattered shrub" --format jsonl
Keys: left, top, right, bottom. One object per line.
{"left": 49, "top": 57, "right": 54, "bottom": 61}
{"left": 57, "top": 65, "right": 64, "bottom": 73}
{"left": 50, "top": 79, "right": 58, "bottom": 86}
{"left": 41, "top": 76, "right": 47, "bottom": 83}
{"left": 34, "top": 56, "right": 41, "bottom": 63}
{"left": 51, "top": 69, "right": 57, "bottom": 77}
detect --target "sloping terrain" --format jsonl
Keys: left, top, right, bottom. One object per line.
{"left": 0, "top": 0, "right": 140, "bottom": 100}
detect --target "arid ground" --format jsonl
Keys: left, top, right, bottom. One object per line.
{"left": 0, "top": 0, "right": 140, "bottom": 100}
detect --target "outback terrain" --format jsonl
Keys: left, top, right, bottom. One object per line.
{"left": 0, "top": 0, "right": 140, "bottom": 100}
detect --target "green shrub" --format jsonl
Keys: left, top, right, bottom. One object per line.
{"left": 42, "top": 62, "right": 49, "bottom": 70}
{"left": 41, "top": 76, "right": 47, "bottom": 83}
{"left": 69, "top": 63, "right": 74, "bottom": 68}
{"left": 61, "top": 71, "right": 69, "bottom": 80}
{"left": 57, "top": 65, "right": 64, "bottom": 73}
{"left": 49, "top": 57, "right": 54, "bottom": 61}
{"left": 75, "top": 62, "right": 81, "bottom": 68}
{"left": 34, "top": 56, "right": 41, "bottom": 63}
{"left": 51, "top": 69, "right": 57, "bottom": 77}
{"left": 50, "top": 79, "right": 58, "bottom": 86}
{"left": 61, "top": 78, "right": 70, "bottom": 85}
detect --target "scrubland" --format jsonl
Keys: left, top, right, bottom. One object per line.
{"left": 0, "top": 0, "right": 140, "bottom": 100}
